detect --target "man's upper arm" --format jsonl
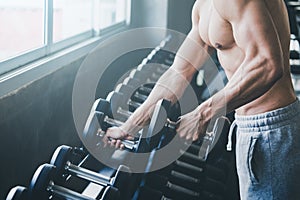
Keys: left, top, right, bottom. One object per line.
{"left": 172, "top": 0, "right": 213, "bottom": 76}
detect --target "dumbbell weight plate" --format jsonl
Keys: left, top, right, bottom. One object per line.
{"left": 29, "top": 164, "right": 57, "bottom": 199}
{"left": 6, "top": 186, "right": 28, "bottom": 200}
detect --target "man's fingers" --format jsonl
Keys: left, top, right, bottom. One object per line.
{"left": 110, "top": 139, "right": 116, "bottom": 147}
{"left": 192, "top": 134, "right": 199, "bottom": 141}
{"left": 102, "top": 135, "right": 109, "bottom": 148}
{"left": 115, "top": 140, "right": 122, "bottom": 149}
{"left": 124, "top": 134, "right": 135, "bottom": 140}
{"left": 186, "top": 133, "right": 192, "bottom": 141}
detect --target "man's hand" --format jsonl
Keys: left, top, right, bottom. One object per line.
{"left": 176, "top": 109, "right": 208, "bottom": 141}
{"left": 102, "top": 126, "right": 135, "bottom": 149}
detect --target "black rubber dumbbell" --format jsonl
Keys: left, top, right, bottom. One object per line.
{"left": 83, "top": 110, "right": 140, "bottom": 151}
{"left": 6, "top": 186, "right": 28, "bottom": 200}
{"left": 83, "top": 99, "right": 175, "bottom": 153}
{"left": 29, "top": 163, "right": 119, "bottom": 200}
{"left": 144, "top": 173, "right": 200, "bottom": 200}
{"left": 145, "top": 173, "right": 224, "bottom": 200}
{"left": 106, "top": 91, "right": 144, "bottom": 122}
{"left": 113, "top": 84, "right": 149, "bottom": 112}
{"left": 50, "top": 145, "right": 131, "bottom": 197}
{"left": 136, "top": 63, "right": 167, "bottom": 78}
{"left": 115, "top": 82, "right": 154, "bottom": 99}
{"left": 129, "top": 67, "right": 162, "bottom": 83}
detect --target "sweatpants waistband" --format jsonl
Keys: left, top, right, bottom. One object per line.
{"left": 235, "top": 99, "right": 300, "bottom": 132}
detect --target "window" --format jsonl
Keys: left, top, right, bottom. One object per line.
{"left": 99, "top": 0, "right": 128, "bottom": 29}
{"left": 0, "top": 0, "right": 130, "bottom": 75}
{"left": 53, "top": 0, "right": 93, "bottom": 42}
{"left": 0, "top": 0, "right": 44, "bottom": 61}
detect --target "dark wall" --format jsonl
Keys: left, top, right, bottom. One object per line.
{"left": 0, "top": 58, "right": 84, "bottom": 198}
{"left": 167, "top": 0, "right": 196, "bottom": 34}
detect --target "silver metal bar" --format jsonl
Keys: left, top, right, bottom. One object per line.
{"left": 175, "top": 160, "right": 203, "bottom": 173}
{"left": 166, "top": 181, "right": 199, "bottom": 197}
{"left": 180, "top": 150, "right": 204, "bottom": 162}
{"left": 105, "top": 116, "right": 124, "bottom": 127}
{"left": 171, "top": 170, "right": 199, "bottom": 184}
{"left": 128, "top": 99, "right": 141, "bottom": 109}
{"left": 134, "top": 92, "right": 148, "bottom": 101}
{"left": 117, "top": 107, "right": 132, "bottom": 118}
{"left": 66, "top": 162, "right": 110, "bottom": 186}
{"left": 48, "top": 181, "right": 94, "bottom": 200}
{"left": 139, "top": 86, "right": 152, "bottom": 94}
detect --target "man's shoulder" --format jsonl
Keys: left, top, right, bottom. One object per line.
{"left": 212, "top": 0, "right": 258, "bottom": 20}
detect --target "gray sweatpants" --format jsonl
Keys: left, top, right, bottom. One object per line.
{"left": 234, "top": 99, "right": 300, "bottom": 200}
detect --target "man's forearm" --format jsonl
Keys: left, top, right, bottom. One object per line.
{"left": 121, "top": 66, "right": 195, "bottom": 134}
{"left": 197, "top": 55, "right": 283, "bottom": 122}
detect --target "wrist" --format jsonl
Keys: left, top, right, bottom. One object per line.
{"left": 196, "top": 98, "right": 214, "bottom": 123}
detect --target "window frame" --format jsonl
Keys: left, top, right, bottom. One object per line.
{"left": 0, "top": 0, "right": 131, "bottom": 76}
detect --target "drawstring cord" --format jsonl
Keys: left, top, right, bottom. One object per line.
{"left": 226, "top": 120, "right": 237, "bottom": 151}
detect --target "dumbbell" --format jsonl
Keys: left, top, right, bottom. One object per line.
{"left": 6, "top": 186, "right": 28, "bottom": 200}
{"left": 145, "top": 173, "right": 224, "bottom": 200}
{"left": 136, "top": 63, "right": 167, "bottom": 77}
{"left": 151, "top": 153, "right": 226, "bottom": 186}
{"left": 83, "top": 110, "right": 140, "bottom": 151}
{"left": 148, "top": 104, "right": 231, "bottom": 161}
{"left": 129, "top": 65, "right": 165, "bottom": 81}
{"left": 106, "top": 92, "right": 133, "bottom": 121}
{"left": 115, "top": 81, "right": 154, "bottom": 98}
{"left": 101, "top": 98, "right": 173, "bottom": 149}
{"left": 144, "top": 173, "right": 200, "bottom": 200}
{"left": 83, "top": 98, "right": 175, "bottom": 153}
{"left": 115, "top": 83, "right": 152, "bottom": 105}
{"left": 107, "top": 91, "right": 149, "bottom": 121}
{"left": 50, "top": 145, "right": 131, "bottom": 196}
{"left": 29, "top": 163, "right": 119, "bottom": 200}
{"left": 151, "top": 165, "right": 226, "bottom": 196}
{"left": 116, "top": 84, "right": 148, "bottom": 105}
{"left": 122, "top": 77, "right": 156, "bottom": 94}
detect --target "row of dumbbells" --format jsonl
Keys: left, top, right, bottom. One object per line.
{"left": 6, "top": 145, "right": 134, "bottom": 200}
{"left": 6, "top": 35, "right": 176, "bottom": 200}
{"left": 133, "top": 112, "right": 232, "bottom": 200}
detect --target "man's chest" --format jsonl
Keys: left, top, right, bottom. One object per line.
{"left": 198, "top": 1, "right": 235, "bottom": 50}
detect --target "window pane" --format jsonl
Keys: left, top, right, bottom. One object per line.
{"left": 0, "top": 0, "right": 44, "bottom": 61}
{"left": 53, "top": 0, "right": 93, "bottom": 42}
{"left": 99, "top": 0, "right": 127, "bottom": 28}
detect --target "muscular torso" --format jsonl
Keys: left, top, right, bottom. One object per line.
{"left": 196, "top": 0, "right": 296, "bottom": 115}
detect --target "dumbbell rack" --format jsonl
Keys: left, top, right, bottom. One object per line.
{"left": 6, "top": 35, "right": 239, "bottom": 200}
{"left": 286, "top": 0, "right": 300, "bottom": 98}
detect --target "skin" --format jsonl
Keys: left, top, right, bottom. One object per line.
{"left": 104, "top": 0, "right": 297, "bottom": 149}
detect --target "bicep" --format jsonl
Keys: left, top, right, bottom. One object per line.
{"left": 171, "top": 1, "right": 213, "bottom": 78}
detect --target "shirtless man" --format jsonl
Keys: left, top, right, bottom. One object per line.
{"left": 104, "top": 0, "right": 300, "bottom": 199}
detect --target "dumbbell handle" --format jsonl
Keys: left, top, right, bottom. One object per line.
{"left": 116, "top": 107, "right": 132, "bottom": 118}
{"left": 98, "top": 129, "right": 139, "bottom": 151}
{"left": 103, "top": 115, "right": 124, "bottom": 127}
{"left": 48, "top": 181, "right": 94, "bottom": 200}
{"left": 65, "top": 161, "right": 112, "bottom": 186}
{"left": 98, "top": 114, "right": 140, "bottom": 151}
{"left": 198, "top": 117, "right": 229, "bottom": 161}
{"left": 165, "top": 181, "right": 199, "bottom": 197}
